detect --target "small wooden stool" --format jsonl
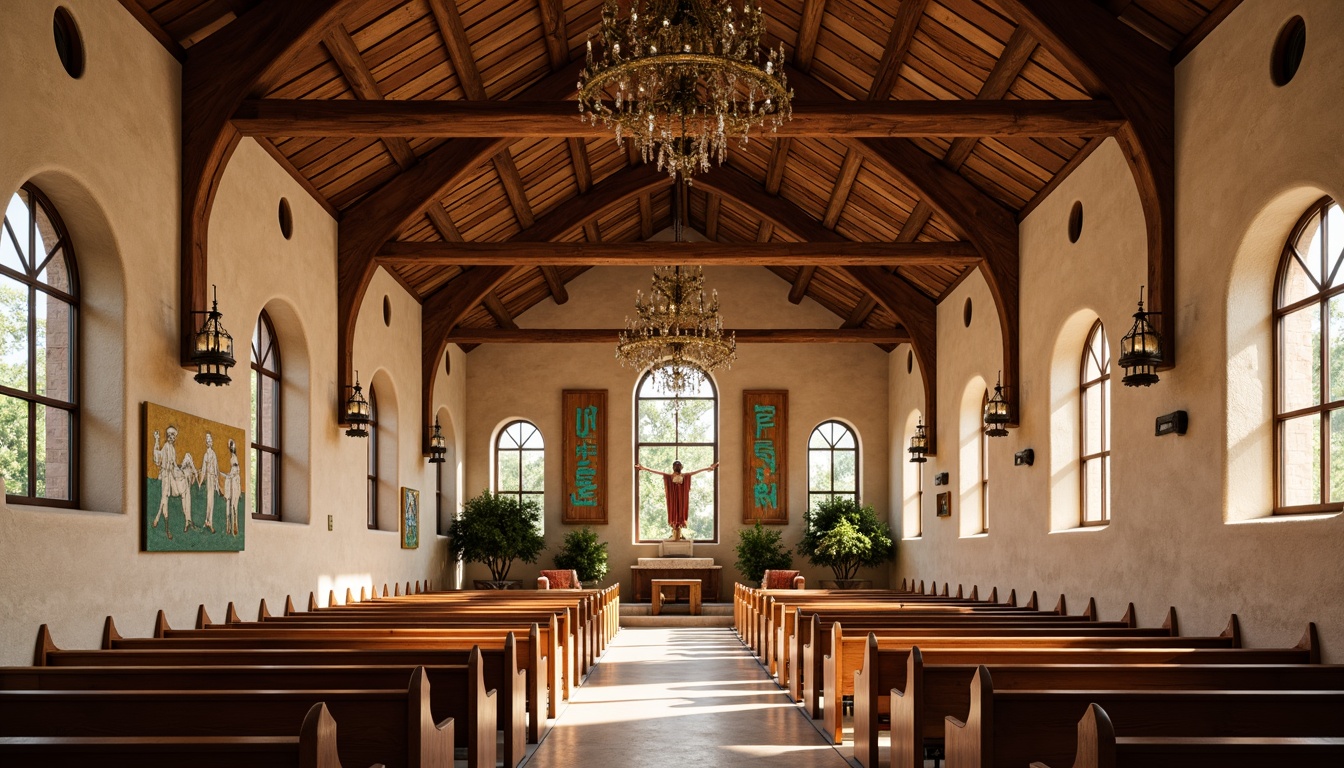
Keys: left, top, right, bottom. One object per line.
{"left": 650, "top": 578, "right": 702, "bottom": 615}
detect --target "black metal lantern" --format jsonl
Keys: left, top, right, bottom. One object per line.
{"left": 344, "top": 372, "right": 371, "bottom": 438}
{"left": 189, "top": 285, "right": 234, "bottom": 386}
{"left": 908, "top": 419, "right": 928, "bottom": 463}
{"left": 983, "top": 372, "right": 1010, "bottom": 437}
{"left": 1119, "top": 286, "right": 1163, "bottom": 387}
{"left": 428, "top": 417, "right": 446, "bottom": 463}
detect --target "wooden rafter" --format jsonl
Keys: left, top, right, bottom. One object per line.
{"left": 793, "top": 0, "right": 827, "bottom": 71}
{"left": 842, "top": 296, "right": 877, "bottom": 328}
{"left": 482, "top": 292, "right": 518, "bottom": 329}
{"left": 536, "top": 0, "right": 569, "bottom": 69}
{"left": 1000, "top": 0, "right": 1175, "bottom": 368}
{"left": 943, "top": 28, "right": 1038, "bottom": 172}
{"left": 764, "top": 138, "right": 792, "bottom": 196}
{"left": 867, "top": 0, "right": 928, "bottom": 101}
{"left": 377, "top": 240, "right": 981, "bottom": 266}
{"left": 568, "top": 139, "right": 593, "bottom": 193}
{"left": 233, "top": 98, "right": 1125, "bottom": 138}
{"left": 321, "top": 24, "right": 416, "bottom": 170}
{"left": 445, "top": 328, "right": 912, "bottom": 344}
{"left": 425, "top": 203, "right": 464, "bottom": 242}
{"left": 704, "top": 194, "right": 722, "bottom": 241}
{"left": 639, "top": 194, "right": 654, "bottom": 239}
{"left": 788, "top": 266, "right": 816, "bottom": 305}
{"left": 822, "top": 149, "right": 863, "bottom": 229}
{"left": 180, "top": 0, "right": 358, "bottom": 365}
{"left": 540, "top": 266, "right": 569, "bottom": 305}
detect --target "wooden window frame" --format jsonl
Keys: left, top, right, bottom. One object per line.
{"left": 634, "top": 370, "right": 719, "bottom": 543}
{"left": 494, "top": 419, "right": 545, "bottom": 520}
{"left": 981, "top": 390, "right": 990, "bottom": 533}
{"left": 1273, "top": 196, "right": 1344, "bottom": 515}
{"left": 1080, "top": 320, "right": 1111, "bottom": 526}
{"left": 366, "top": 391, "right": 378, "bottom": 529}
{"left": 250, "top": 310, "right": 281, "bottom": 521}
{"left": 0, "top": 183, "right": 80, "bottom": 508}
{"left": 807, "top": 419, "right": 859, "bottom": 512}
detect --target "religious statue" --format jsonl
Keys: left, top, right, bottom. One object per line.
{"left": 634, "top": 460, "right": 719, "bottom": 541}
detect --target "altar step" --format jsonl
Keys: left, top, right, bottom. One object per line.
{"left": 619, "top": 602, "right": 734, "bottom": 627}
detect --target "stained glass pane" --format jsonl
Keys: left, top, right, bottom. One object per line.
{"left": 1280, "top": 304, "right": 1322, "bottom": 411}
{"left": 1280, "top": 413, "right": 1321, "bottom": 506}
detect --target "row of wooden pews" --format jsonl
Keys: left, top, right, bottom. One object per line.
{"left": 1, "top": 580, "right": 620, "bottom": 768}
{"left": 735, "top": 579, "right": 1344, "bottom": 767}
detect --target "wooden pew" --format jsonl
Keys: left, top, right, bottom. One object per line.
{"left": 1030, "top": 703, "right": 1344, "bottom": 768}
{"left": 38, "top": 623, "right": 545, "bottom": 750}
{"left": 0, "top": 666, "right": 459, "bottom": 768}
{"left": 944, "top": 666, "right": 1344, "bottom": 768}
{"left": 0, "top": 702, "right": 373, "bottom": 768}
{"left": 858, "top": 627, "right": 1339, "bottom": 768}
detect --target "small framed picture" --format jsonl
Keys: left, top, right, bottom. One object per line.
{"left": 936, "top": 491, "right": 952, "bottom": 518}
{"left": 400, "top": 487, "right": 420, "bottom": 549}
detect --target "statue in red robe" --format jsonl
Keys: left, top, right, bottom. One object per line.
{"left": 634, "top": 460, "right": 718, "bottom": 540}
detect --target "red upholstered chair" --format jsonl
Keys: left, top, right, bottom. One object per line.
{"left": 762, "top": 569, "right": 805, "bottom": 589}
{"left": 537, "top": 569, "right": 582, "bottom": 590}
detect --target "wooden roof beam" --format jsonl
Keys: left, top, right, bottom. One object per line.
{"left": 233, "top": 98, "right": 1126, "bottom": 138}
{"left": 540, "top": 266, "right": 569, "bottom": 305}
{"left": 822, "top": 149, "right": 863, "bottom": 229}
{"left": 764, "top": 137, "right": 792, "bottom": 196}
{"left": 180, "top": 0, "right": 359, "bottom": 365}
{"left": 867, "top": 0, "right": 928, "bottom": 101}
{"left": 705, "top": 194, "right": 722, "bottom": 241}
{"left": 1000, "top": 0, "right": 1175, "bottom": 369}
{"left": 788, "top": 266, "right": 816, "bottom": 305}
{"left": 536, "top": 0, "right": 569, "bottom": 69}
{"left": 482, "top": 292, "right": 518, "bottom": 330}
{"left": 446, "top": 328, "right": 912, "bottom": 344}
{"left": 321, "top": 25, "right": 416, "bottom": 169}
{"left": 793, "top": 0, "right": 826, "bottom": 71}
{"left": 842, "top": 295, "right": 878, "bottom": 328}
{"left": 377, "top": 240, "right": 981, "bottom": 267}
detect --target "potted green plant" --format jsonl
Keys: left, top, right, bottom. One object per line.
{"left": 448, "top": 491, "right": 546, "bottom": 589}
{"left": 734, "top": 521, "right": 793, "bottom": 586}
{"left": 553, "top": 526, "right": 610, "bottom": 586}
{"left": 798, "top": 497, "right": 894, "bottom": 588}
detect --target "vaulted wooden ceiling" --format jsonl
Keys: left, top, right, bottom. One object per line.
{"left": 125, "top": 0, "right": 1240, "bottom": 452}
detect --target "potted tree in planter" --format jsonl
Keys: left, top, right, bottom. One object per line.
{"left": 734, "top": 521, "right": 793, "bottom": 586}
{"left": 448, "top": 491, "right": 546, "bottom": 589}
{"left": 798, "top": 497, "right": 895, "bottom": 589}
{"left": 553, "top": 526, "right": 610, "bottom": 587}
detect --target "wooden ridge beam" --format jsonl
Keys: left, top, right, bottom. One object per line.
{"left": 445, "top": 328, "right": 912, "bottom": 344}
{"left": 233, "top": 98, "right": 1125, "bottom": 138}
{"left": 377, "top": 239, "right": 981, "bottom": 266}
{"left": 1000, "top": 0, "right": 1175, "bottom": 369}
{"left": 180, "top": 0, "right": 358, "bottom": 364}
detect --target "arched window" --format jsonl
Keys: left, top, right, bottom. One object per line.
{"left": 495, "top": 420, "right": 544, "bottom": 529}
{"left": 1080, "top": 321, "right": 1111, "bottom": 525}
{"left": 1275, "top": 197, "right": 1344, "bottom": 514}
{"left": 1, "top": 184, "right": 78, "bottom": 506}
{"left": 366, "top": 390, "right": 378, "bottom": 529}
{"left": 635, "top": 371, "right": 717, "bottom": 542}
{"left": 981, "top": 390, "right": 990, "bottom": 533}
{"left": 250, "top": 311, "right": 281, "bottom": 520}
{"left": 808, "top": 420, "right": 858, "bottom": 510}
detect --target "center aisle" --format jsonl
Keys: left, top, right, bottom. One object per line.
{"left": 522, "top": 626, "right": 854, "bottom": 767}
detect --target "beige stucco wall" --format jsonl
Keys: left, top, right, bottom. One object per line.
{"left": 892, "top": 0, "right": 1344, "bottom": 661}
{"left": 0, "top": 0, "right": 459, "bottom": 664}
{"left": 464, "top": 265, "right": 891, "bottom": 595}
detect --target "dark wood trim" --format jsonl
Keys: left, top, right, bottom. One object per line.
{"left": 253, "top": 138, "right": 340, "bottom": 220}
{"left": 232, "top": 98, "right": 1125, "bottom": 138}
{"left": 116, "top": 0, "right": 187, "bottom": 61}
{"left": 376, "top": 239, "right": 980, "bottom": 266}
{"left": 444, "top": 328, "right": 912, "bottom": 344}
{"left": 1171, "top": 0, "right": 1245, "bottom": 64}
{"left": 1017, "top": 136, "right": 1106, "bottom": 222}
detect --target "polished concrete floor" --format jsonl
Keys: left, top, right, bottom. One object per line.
{"left": 521, "top": 626, "right": 855, "bottom": 767}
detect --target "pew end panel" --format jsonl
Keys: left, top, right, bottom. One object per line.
{"left": 944, "top": 666, "right": 993, "bottom": 768}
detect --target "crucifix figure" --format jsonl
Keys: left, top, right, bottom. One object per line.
{"left": 635, "top": 460, "right": 719, "bottom": 540}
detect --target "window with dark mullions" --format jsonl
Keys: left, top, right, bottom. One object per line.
{"left": 808, "top": 420, "right": 858, "bottom": 511}
{"left": 367, "top": 391, "right": 378, "bottom": 529}
{"left": 1080, "top": 321, "right": 1111, "bottom": 525}
{"left": 0, "top": 184, "right": 79, "bottom": 507}
{"left": 250, "top": 311, "right": 281, "bottom": 520}
{"left": 495, "top": 420, "right": 544, "bottom": 532}
{"left": 635, "top": 371, "right": 717, "bottom": 542}
{"left": 981, "top": 390, "right": 990, "bottom": 533}
{"left": 1274, "top": 197, "right": 1344, "bottom": 514}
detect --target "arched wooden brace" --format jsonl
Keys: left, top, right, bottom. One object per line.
{"left": 785, "top": 66, "right": 1021, "bottom": 429}
{"left": 1000, "top": 0, "right": 1176, "bottom": 367}
{"left": 179, "top": 0, "right": 359, "bottom": 364}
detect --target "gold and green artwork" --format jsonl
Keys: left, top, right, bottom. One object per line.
{"left": 142, "top": 402, "right": 246, "bottom": 552}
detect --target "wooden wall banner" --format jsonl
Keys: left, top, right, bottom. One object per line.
{"left": 562, "top": 390, "right": 607, "bottom": 524}
{"left": 743, "top": 390, "right": 788, "bottom": 524}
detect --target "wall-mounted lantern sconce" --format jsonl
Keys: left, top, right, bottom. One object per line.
{"left": 908, "top": 420, "right": 928, "bottom": 463}
{"left": 1119, "top": 285, "right": 1163, "bottom": 387}
{"left": 983, "top": 371, "right": 1010, "bottom": 437}
{"left": 1014, "top": 448, "right": 1035, "bottom": 466}
{"left": 343, "top": 371, "right": 371, "bottom": 438}
{"left": 428, "top": 417, "right": 447, "bottom": 463}
{"left": 189, "top": 285, "right": 234, "bottom": 386}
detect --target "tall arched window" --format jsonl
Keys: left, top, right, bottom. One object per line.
{"left": 980, "top": 390, "right": 990, "bottom": 533}
{"left": 808, "top": 420, "right": 858, "bottom": 510}
{"left": 1081, "top": 321, "right": 1111, "bottom": 525}
{"left": 1275, "top": 197, "right": 1344, "bottom": 514}
{"left": 635, "top": 371, "right": 717, "bottom": 542}
{"left": 366, "top": 391, "right": 378, "bottom": 529}
{"left": 1, "top": 185, "right": 79, "bottom": 506}
{"left": 495, "top": 420, "right": 544, "bottom": 529}
{"left": 250, "top": 311, "right": 281, "bottom": 520}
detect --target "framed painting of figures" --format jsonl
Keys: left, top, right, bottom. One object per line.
{"left": 142, "top": 402, "right": 246, "bottom": 552}
{"left": 401, "top": 487, "right": 420, "bottom": 549}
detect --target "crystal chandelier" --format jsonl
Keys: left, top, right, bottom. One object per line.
{"left": 577, "top": 0, "right": 792, "bottom": 180}
{"left": 616, "top": 184, "right": 736, "bottom": 393}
